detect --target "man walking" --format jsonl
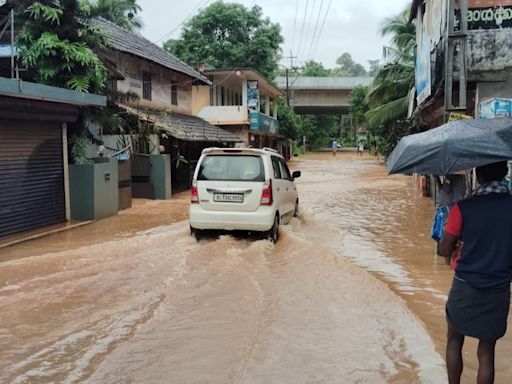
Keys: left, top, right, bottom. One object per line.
{"left": 331, "top": 139, "right": 338, "bottom": 157}
{"left": 440, "top": 161, "right": 512, "bottom": 384}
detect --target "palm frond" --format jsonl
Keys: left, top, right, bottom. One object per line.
{"left": 365, "top": 96, "right": 410, "bottom": 128}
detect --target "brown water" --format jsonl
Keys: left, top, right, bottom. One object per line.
{"left": 3, "top": 152, "right": 504, "bottom": 383}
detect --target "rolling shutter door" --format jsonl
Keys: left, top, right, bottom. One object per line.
{"left": 0, "top": 120, "right": 66, "bottom": 238}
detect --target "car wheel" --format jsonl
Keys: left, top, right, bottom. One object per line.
{"left": 191, "top": 227, "right": 202, "bottom": 241}
{"left": 267, "top": 215, "right": 279, "bottom": 244}
{"left": 293, "top": 200, "right": 299, "bottom": 217}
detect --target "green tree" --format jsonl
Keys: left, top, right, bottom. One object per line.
{"left": 90, "top": 0, "right": 143, "bottom": 31}
{"left": 364, "top": 7, "right": 416, "bottom": 154}
{"left": 300, "top": 60, "right": 331, "bottom": 77}
{"left": 349, "top": 86, "right": 368, "bottom": 128}
{"left": 335, "top": 52, "right": 367, "bottom": 77}
{"left": 276, "top": 98, "right": 301, "bottom": 140}
{"left": 15, "top": 0, "right": 107, "bottom": 93}
{"left": 166, "top": 1, "right": 283, "bottom": 79}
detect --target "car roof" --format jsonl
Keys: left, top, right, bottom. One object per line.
{"left": 202, "top": 147, "right": 284, "bottom": 158}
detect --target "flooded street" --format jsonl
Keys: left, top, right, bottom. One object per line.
{"left": 3, "top": 152, "right": 508, "bottom": 383}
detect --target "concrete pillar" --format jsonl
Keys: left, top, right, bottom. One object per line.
{"left": 265, "top": 94, "right": 270, "bottom": 116}
{"left": 242, "top": 79, "right": 248, "bottom": 108}
{"left": 273, "top": 98, "right": 277, "bottom": 119}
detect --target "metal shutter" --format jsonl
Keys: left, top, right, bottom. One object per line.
{"left": 0, "top": 120, "right": 66, "bottom": 238}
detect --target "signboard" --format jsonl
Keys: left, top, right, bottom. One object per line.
{"left": 456, "top": 6, "right": 512, "bottom": 30}
{"left": 247, "top": 80, "right": 260, "bottom": 111}
{"left": 249, "top": 111, "right": 259, "bottom": 131}
{"left": 416, "top": 7, "right": 432, "bottom": 104}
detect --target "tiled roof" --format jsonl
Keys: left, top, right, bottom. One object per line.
{"left": 96, "top": 18, "right": 210, "bottom": 84}
{"left": 120, "top": 104, "right": 242, "bottom": 143}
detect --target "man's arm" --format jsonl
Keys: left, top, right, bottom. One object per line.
{"left": 439, "top": 204, "right": 462, "bottom": 266}
{"left": 439, "top": 233, "right": 458, "bottom": 265}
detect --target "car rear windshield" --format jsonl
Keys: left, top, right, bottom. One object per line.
{"left": 197, "top": 155, "right": 265, "bottom": 182}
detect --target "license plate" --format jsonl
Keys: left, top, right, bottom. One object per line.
{"left": 213, "top": 193, "right": 244, "bottom": 203}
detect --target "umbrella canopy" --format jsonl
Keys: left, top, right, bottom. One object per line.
{"left": 386, "top": 118, "right": 512, "bottom": 176}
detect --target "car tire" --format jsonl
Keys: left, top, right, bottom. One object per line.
{"left": 191, "top": 227, "right": 202, "bottom": 241}
{"left": 267, "top": 215, "right": 279, "bottom": 244}
{"left": 293, "top": 200, "right": 299, "bottom": 217}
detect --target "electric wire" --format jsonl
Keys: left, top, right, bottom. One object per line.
{"left": 305, "top": 0, "right": 324, "bottom": 61}
{"left": 154, "top": 0, "right": 212, "bottom": 43}
{"left": 290, "top": 0, "right": 300, "bottom": 58}
{"left": 299, "top": 0, "right": 316, "bottom": 61}
{"left": 295, "top": 0, "right": 310, "bottom": 66}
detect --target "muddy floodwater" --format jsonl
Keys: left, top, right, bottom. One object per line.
{"left": 0, "top": 153, "right": 510, "bottom": 383}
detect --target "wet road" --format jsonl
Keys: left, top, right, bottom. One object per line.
{"left": 2, "top": 152, "right": 497, "bottom": 383}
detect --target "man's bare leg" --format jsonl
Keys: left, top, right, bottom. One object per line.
{"left": 477, "top": 340, "right": 496, "bottom": 384}
{"left": 446, "top": 321, "right": 465, "bottom": 384}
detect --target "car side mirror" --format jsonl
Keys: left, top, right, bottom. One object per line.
{"left": 292, "top": 171, "right": 301, "bottom": 179}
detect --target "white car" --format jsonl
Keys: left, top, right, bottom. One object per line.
{"left": 189, "top": 147, "right": 301, "bottom": 243}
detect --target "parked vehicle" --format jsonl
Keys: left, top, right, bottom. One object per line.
{"left": 189, "top": 147, "right": 301, "bottom": 243}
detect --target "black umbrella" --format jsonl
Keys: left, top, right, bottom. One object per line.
{"left": 386, "top": 118, "right": 512, "bottom": 176}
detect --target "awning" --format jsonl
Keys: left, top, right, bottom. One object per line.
{"left": 119, "top": 104, "right": 243, "bottom": 143}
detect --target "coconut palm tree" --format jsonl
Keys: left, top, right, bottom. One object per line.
{"left": 91, "top": 0, "right": 143, "bottom": 31}
{"left": 365, "top": 8, "right": 416, "bottom": 129}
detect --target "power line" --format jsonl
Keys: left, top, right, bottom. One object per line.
{"left": 154, "top": 0, "right": 212, "bottom": 43}
{"left": 295, "top": 0, "right": 310, "bottom": 65}
{"left": 305, "top": 0, "right": 324, "bottom": 60}
{"left": 299, "top": 0, "right": 316, "bottom": 61}
{"left": 291, "top": 0, "right": 300, "bottom": 56}
{"left": 290, "top": 0, "right": 333, "bottom": 88}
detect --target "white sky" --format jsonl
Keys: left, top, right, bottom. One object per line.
{"left": 137, "top": 0, "right": 412, "bottom": 70}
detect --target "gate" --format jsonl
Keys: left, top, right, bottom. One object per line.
{"left": 118, "top": 159, "right": 132, "bottom": 210}
{"left": 131, "top": 154, "right": 153, "bottom": 199}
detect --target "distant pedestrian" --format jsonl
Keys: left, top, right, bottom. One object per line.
{"left": 440, "top": 161, "right": 512, "bottom": 384}
{"left": 332, "top": 139, "right": 338, "bottom": 157}
{"left": 357, "top": 141, "right": 365, "bottom": 156}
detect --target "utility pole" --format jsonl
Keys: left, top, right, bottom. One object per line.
{"left": 285, "top": 50, "right": 298, "bottom": 70}
{"left": 285, "top": 68, "right": 290, "bottom": 107}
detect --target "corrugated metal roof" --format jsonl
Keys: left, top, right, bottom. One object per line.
{"left": 274, "top": 76, "right": 373, "bottom": 90}
{"left": 96, "top": 18, "right": 210, "bottom": 85}
{"left": 120, "top": 104, "right": 242, "bottom": 143}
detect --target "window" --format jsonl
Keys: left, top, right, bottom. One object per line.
{"left": 279, "top": 158, "right": 292, "bottom": 180}
{"left": 142, "top": 71, "right": 152, "bottom": 100}
{"left": 171, "top": 81, "right": 178, "bottom": 105}
{"left": 198, "top": 155, "right": 264, "bottom": 182}
{"left": 271, "top": 157, "right": 282, "bottom": 179}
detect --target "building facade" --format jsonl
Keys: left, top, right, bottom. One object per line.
{"left": 193, "top": 68, "right": 283, "bottom": 150}
{"left": 411, "top": 0, "right": 512, "bottom": 127}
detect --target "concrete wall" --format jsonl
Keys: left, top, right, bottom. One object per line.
{"left": 192, "top": 85, "right": 211, "bottom": 115}
{"left": 69, "top": 158, "right": 119, "bottom": 221}
{"left": 114, "top": 52, "right": 193, "bottom": 115}
{"left": 150, "top": 154, "right": 172, "bottom": 200}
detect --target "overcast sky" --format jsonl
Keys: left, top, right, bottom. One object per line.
{"left": 137, "top": 0, "right": 412, "bottom": 70}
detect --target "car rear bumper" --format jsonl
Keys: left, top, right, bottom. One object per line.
{"left": 189, "top": 205, "right": 276, "bottom": 232}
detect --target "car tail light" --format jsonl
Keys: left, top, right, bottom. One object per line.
{"left": 260, "top": 179, "right": 273, "bottom": 206}
{"left": 191, "top": 182, "right": 199, "bottom": 204}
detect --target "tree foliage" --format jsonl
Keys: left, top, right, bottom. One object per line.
{"left": 336, "top": 52, "right": 367, "bottom": 77}
{"left": 363, "top": 7, "right": 416, "bottom": 155}
{"left": 90, "top": 0, "right": 143, "bottom": 31}
{"left": 15, "top": 0, "right": 107, "bottom": 93}
{"left": 166, "top": 1, "right": 283, "bottom": 79}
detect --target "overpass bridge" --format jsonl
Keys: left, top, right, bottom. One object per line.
{"left": 274, "top": 76, "right": 373, "bottom": 115}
